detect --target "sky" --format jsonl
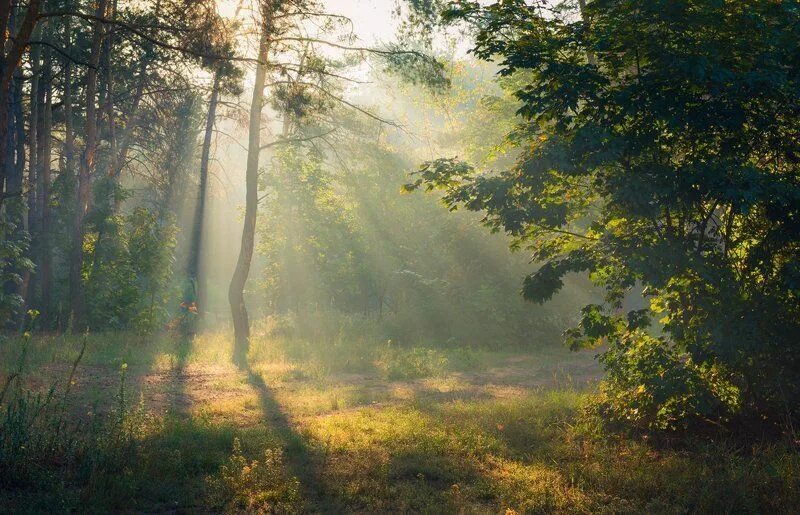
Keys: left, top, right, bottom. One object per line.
{"left": 216, "top": 0, "right": 399, "bottom": 45}
{"left": 324, "top": 0, "right": 399, "bottom": 44}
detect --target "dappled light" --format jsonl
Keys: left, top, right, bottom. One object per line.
{"left": 2, "top": 0, "right": 800, "bottom": 512}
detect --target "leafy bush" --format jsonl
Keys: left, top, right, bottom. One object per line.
{"left": 0, "top": 214, "right": 32, "bottom": 328}
{"left": 84, "top": 208, "right": 177, "bottom": 332}
{"left": 594, "top": 331, "right": 740, "bottom": 431}
{"left": 207, "top": 438, "right": 303, "bottom": 513}
{"left": 376, "top": 345, "right": 449, "bottom": 380}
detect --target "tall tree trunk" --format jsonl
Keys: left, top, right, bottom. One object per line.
{"left": 5, "top": 69, "right": 23, "bottom": 212}
{"left": 1, "top": 57, "right": 25, "bottom": 311}
{"left": 38, "top": 44, "right": 52, "bottom": 321}
{"left": 62, "top": 3, "right": 74, "bottom": 185}
{"left": 100, "top": 0, "right": 116, "bottom": 153}
{"left": 0, "top": 0, "right": 11, "bottom": 205}
{"left": 59, "top": 3, "right": 73, "bottom": 332}
{"left": 0, "top": 0, "right": 41, "bottom": 211}
{"left": 2, "top": 2, "right": 23, "bottom": 217}
{"left": 90, "top": 0, "right": 117, "bottom": 282}
{"left": 108, "top": 57, "right": 147, "bottom": 213}
{"left": 186, "top": 69, "right": 221, "bottom": 324}
{"left": 229, "top": 20, "right": 272, "bottom": 366}
{"left": 69, "top": 0, "right": 107, "bottom": 331}
{"left": 109, "top": 0, "right": 160, "bottom": 213}
{"left": 21, "top": 30, "right": 42, "bottom": 317}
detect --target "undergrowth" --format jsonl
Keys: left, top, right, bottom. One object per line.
{"left": 2, "top": 329, "right": 799, "bottom": 513}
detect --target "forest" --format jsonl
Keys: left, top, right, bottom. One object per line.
{"left": 1, "top": 0, "right": 799, "bottom": 512}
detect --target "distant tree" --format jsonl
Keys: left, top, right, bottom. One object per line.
{"left": 409, "top": 0, "right": 800, "bottom": 430}
{"left": 185, "top": 7, "right": 242, "bottom": 331}
{"left": 227, "top": 0, "right": 446, "bottom": 365}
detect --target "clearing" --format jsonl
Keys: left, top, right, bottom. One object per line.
{"left": 1, "top": 331, "right": 797, "bottom": 513}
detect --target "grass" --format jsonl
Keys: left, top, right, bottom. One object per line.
{"left": 1, "top": 326, "right": 799, "bottom": 513}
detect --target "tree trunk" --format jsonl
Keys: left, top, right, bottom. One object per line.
{"left": 38, "top": 44, "right": 52, "bottom": 321}
{"left": 1, "top": 59, "right": 25, "bottom": 311}
{"left": 59, "top": 4, "right": 73, "bottom": 331}
{"left": 62, "top": 4, "right": 74, "bottom": 183}
{"left": 186, "top": 69, "right": 221, "bottom": 325}
{"left": 0, "top": 0, "right": 11, "bottom": 205}
{"left": 0, "top": 0, "right": 41, "bottom": 211}
{"left": 229, "top": 21, "right": 272, "bottom": 366}
{"left": 90, "top": 0, "right": 118, "bottom": 282}
{"left": 5, "top": 69, "right": 23, "bottom": 213}
{"left": 109, "top": 0, "right": 160, "bottom": 213}
{"left": 69, "top": 0, "right": 107, "bottom": 331}
{"left": 21, "top": 30, "right": 41, "bottom": 317}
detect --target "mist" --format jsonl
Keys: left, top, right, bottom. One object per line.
{"left": 2, "top": 0, "right": 797, "bottom": 511}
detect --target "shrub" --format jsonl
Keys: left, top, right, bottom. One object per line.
{"left": 594, "top": 331, "right": 740, "bottom": 431}
{"left": 376, "top": 345, "right": 449, "bottom": 380}
{"left": 207, "top": 438, "right": 303, "bottom": 513}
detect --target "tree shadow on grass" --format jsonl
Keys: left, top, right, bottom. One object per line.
{"left": 163, "top": 335, "right": 193, "bottom": 417}
{"left": 245, "top": 364, "right": 346, "bottom": 512}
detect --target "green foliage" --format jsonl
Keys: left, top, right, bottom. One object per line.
{"left": 412, "top": 0, "right": 800, "bottom": 429}
{"left": 376, "top": 344, "right": 450, "bottom": 380}
{"left": 207, "top": 438, "right": 303, "bottom": 513}
{"left": 0, "top": 213, "right": 32, "bottom": 327}
{"left": 84, "top": 208, "right": 177, "bottom": 331}
{"left": 382, "top": 43, "right": 451, "bottom": 91}
{"left": 593, "top": 330, "right": 740, "bottom": 430}
{"left": 257, "top": 117, "right": 582, "bottom": 347}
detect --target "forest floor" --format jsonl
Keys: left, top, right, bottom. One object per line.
{"left": 2, "top": 330, "right": 799, "bottom": 513}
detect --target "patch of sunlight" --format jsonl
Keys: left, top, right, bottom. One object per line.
{"left": 307, "top": 406, "right": 505, "bottom": 457}
{"left": 418, "top": 376, "right": 471, "bottom": 393}
{"left": 481, "top": 456, "right": 592, "bottom": 513}
{"left": 195, "top": 393, "right": 263, "bottom": 426}
{"left": 252, "top": 360, "right": 297, "bottom": 382}
{"left": 188, "top": 330, "right": 237, "bottom": 363}
{"left": 389, "top": 383, "right": 416, "bottom": 400}
{"left": 269, "top": 383, "right": 385, "bottom": 417}
{"left": 150, "top": 352, "right": 183, "bottom": 372}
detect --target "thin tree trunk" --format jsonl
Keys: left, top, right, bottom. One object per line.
{"left": 90, "top": 0, "right": 118, "bottom": 281}
{"left": 5, "top": 69, "right": 23, "bottom": 211}
{"left": 59, "top": 4, "right": 73, "bottom": 332}
{"left": 109, "top": 0, "right": 159, "bottom": 213}
{"left": 2, "top": 2, "right": 22, "bottom": 215}
{"left": 69, "top": 0, "right": 107, "bottom": 331}
{"left": 39, "top": 44, "right": 52, "bottom": 321}
{"left": 0, "top": 0, "right": 11, "bottom": 204}
{"left": 109, "top": 59, "right": 146, "bottom": 181}
{"left": 62, "top": 3, "right": 74, "bottom": 184}
{"left": 1, "top": 56, "right": 25, "bottom": 309}
{"left": 186, "top": 69, "right": 221, "bottom": 324}
{"left": 229, "top": 19, "right": 272, "bottom": 366}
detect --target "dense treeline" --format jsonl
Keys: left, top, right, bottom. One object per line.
{"left": 0, "top": 0, "right": 236, "bottom": 332}
{"left": 0, "top": 0, "right": 573, "bottom": 347}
